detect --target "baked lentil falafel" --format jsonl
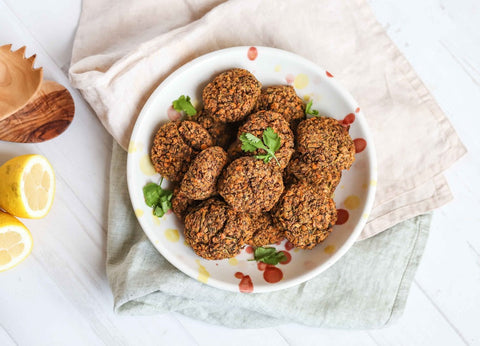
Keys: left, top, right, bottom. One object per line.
{"left": 273, "top": 182, "right": 337, "bottom": 249}
{"left": 296, "top": 116, "right": 355, "bottom": 170}
{"left": 256, "top": 85, "right": 306, "bottom": 128}
{"left": 217, "top": 157, "right": 284, "bottom": 213}
{"left": 244, "top": 213, "right": 285, "bottom": 247}
{"left": 171, "top": 186, "right": 199, "bottom": 222}
{"left": 180, "top": 146, "right": 228, "bottom": 200}
{"left": 194, "top": 109, "right": 237, "bottom": 149}
{"left": 286, "top": 154, "right": 342, "bottom": 193}
{"left": 150, "top": 121, "right": 194, "bottom": 182}
{"left": 184, "top": 198, "right": 250, "bottom": 260}
{"left": 202, "top": 68, "right": 261, "bottom": 123}
{"left": 234, "top": 110, "right": 295, "bottom": 170}
{"left": 177, "top": 120, "right": 214, "bottom": 151}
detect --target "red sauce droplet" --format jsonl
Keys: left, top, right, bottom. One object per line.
{"left": 342, "top": 113, "right": 355, "bottom": 126}
{"left": 239, "top": 275, "right": 254, "bottom": 293}
{"left": 285, "top": 73, "right": 295, "bottom": 84}
{"left": 247, "top": 47, "right": 258, "bottom": 61}
{"left": 257, "top": 262, "right": 267, "bottom": 271}
{"left": 354, "top": 138, "right": 367, "bottom": 153}
{"left": 285, "top": 241, "right": 294, "bottom": 251}
{"left": 279, "top": 251, "right": 291, "bottom": 265}
{"left": 245, "top": 246, "right": 254, "bottom": 254}
{"left": 234, "top": 272, "right": 244, "bottom": 279}
{"left": 326, "top": 71, "right": 334, "bottom": 78}
{"left": 336, "top": 209, "right": 349, "bottom": 225}
{"left": 264, "top": 267, "right": 283, "bottom": 283}
{"left": 355, "top": 107, "right": 360, "bottom": 113}
{"left": 167, "top": 105, "right": 182, "bottom": 121}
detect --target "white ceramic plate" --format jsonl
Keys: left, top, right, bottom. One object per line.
{"left": 127, "top": 46, "right": 377, "bottom": 293}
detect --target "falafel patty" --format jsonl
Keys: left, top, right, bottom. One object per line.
{"left": 244, "top": 213, "right": 285, "bottom": 247}
{"left": 150, "top": 121, "right": 194, "bottom": 182}
{"left": 273, "top": 182, "right": 337, "bottom": 249}
{"left": 234, "top": 110, "right": 295, "bottom": 170}
{"left": 217, "top": 157, "right": 284, "bottom": 213}
{"left": 171, "top": 186, "right": 199, "bottom": 221}
{"left": 194, "top": 109, "right": 237, "bottom": 149}
{"left": 256, "top": 85, "right": 306, "bottom": 128}
{"left": 296, "top": 117, "right": 355, "bottom": 170}
{"left": 184, "top": 198, "right": 250, "bottom": 260}
{"left": 177, "top": 120, "right": 214, "bottom": 151}
{"left": 286, "top": 154, "right": 342, "bottom": 193}
{"left": 180, "top": 146, "right": 228, "bottom": 200}
{"left": 202, "top": 68, "right": 261, "bottom": 123}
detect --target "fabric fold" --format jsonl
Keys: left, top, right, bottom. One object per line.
{"left": 70, "top": 0, "right": 466, "bottom": 239}
{"left": 108, "top": 141, "right": 432, "bottom": 328}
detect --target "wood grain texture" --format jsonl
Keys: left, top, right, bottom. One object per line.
{"left": 0, "top": 80, "right": 74, "bottom": 142}
{"left": 0, "top": 44, "right": 43, "bottom": 120}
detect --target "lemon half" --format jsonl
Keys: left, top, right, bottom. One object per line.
{"left": 0, "top": 154, "right": 55, "bottom": 219}
{"left": 0, "top": 211, "right": 33, "bottom": 272}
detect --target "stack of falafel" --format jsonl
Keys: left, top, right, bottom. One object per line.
{"left": 150, "top": 68, "right": 355, "bottom": 260}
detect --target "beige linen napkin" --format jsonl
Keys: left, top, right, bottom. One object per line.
{"left": 69, "top": 0, "right": 466, "bottom": 239}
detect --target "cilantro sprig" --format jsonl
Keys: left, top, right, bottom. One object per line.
{"left": 305, "top": 100, "right": 319, "bottom": 116}
{"left": 250, "top": 247, "right": 287, "bottom": 265}
{"left": 239, "top": 127, "right": 281, "bottom": 166}
{"left": 172, "top": 95, "right": 197, "bottom": 116}
{"left": 142, "top": 177, "right": 173, "bottom": 218}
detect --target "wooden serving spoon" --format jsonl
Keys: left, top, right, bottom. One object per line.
{"left": 0, "top": 80, "right": 75, "bottom": 143}
{"left": 0, "top": 44, "right": 74, "bottom": 143}
{"left": 0, "top": 44, "right": 43, "bottom": 120}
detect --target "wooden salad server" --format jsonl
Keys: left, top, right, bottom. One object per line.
{"left": 0, "top": 44, "right": 74, "bottom": 143}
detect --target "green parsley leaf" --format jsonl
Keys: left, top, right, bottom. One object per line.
{"left": 305, "top": 100, "right": 319, "bottom": 116}
{"left": 142, "top": 178, "right": 172, "bottom": 218}
{"left": 239, "top": 127, "right": 281, "bottom": 166}
{"left": 153, "top": 205, "right": 165, "bottom": 217}
{"left": 252, "top": 247, "right": 287, "bottom": 265}
{"left": 172, "top": 95, "right": 197, "bottom": 116}
{"left": 262, "top": 127, "right": 281, "bottom": 153}
{"left": 143, "top": 182, "right": 161, "bottom": 207}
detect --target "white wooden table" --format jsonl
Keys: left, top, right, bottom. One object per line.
{"left": 1, "top": 1, "right": 479, "bottom": 345}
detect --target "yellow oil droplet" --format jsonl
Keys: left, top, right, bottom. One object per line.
{"left": 293, "top": 248, "right": 300, "bottom": 253}
{"left": 196, "top": 260, "right": 210, "bottom": 283}
{"left": 340, "top": 185, "right": 345, "bottom": 190}
{"left": 152, "top": 214, "right": 161, "bottom": 225}
{"left": 303, "top": 93, "right": 313, "bottom": 102}
{"left": 324, "top": 245, "right": 336, "bottom": 255}
{"left": 139, "top": 155, "right": 156, "bottom": 176}
{"left": 370, "top": 179, "right": 377, "bottom": 186}
{"left": 134, "top": 209, "right": 144, "bottom": 217}
{"left": 228, "top": 258, "right": 238, "bottom": 266}
{"left": 165, "top": 228, "right": 179, "bottom": 242}
{"left": 294, "top": 73, "right": 309, "bottom": 89}
{"left": 128, "top": 142, "right": 144, "bottom": 153}
{"left": 274, "top": 65, "right": 281, "bottom": 72}
{"left": 183, "top": 240, "right": 190, "bottom": 247}
{"left": 344, "top": 195, "right": 360, "bottom": 210}
{"left": 363, "top": 213, "right": 369, "bottom": 220}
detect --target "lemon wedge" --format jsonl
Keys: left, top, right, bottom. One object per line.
{"left": 0, "top": 154, "right": 55, "bottom": 219}
{"left": 0, "top": 211, "right": 33, "bottom": 272}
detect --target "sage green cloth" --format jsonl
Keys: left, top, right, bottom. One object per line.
{"left": 107, "top": 141, "right": 431, "bottom": 329}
